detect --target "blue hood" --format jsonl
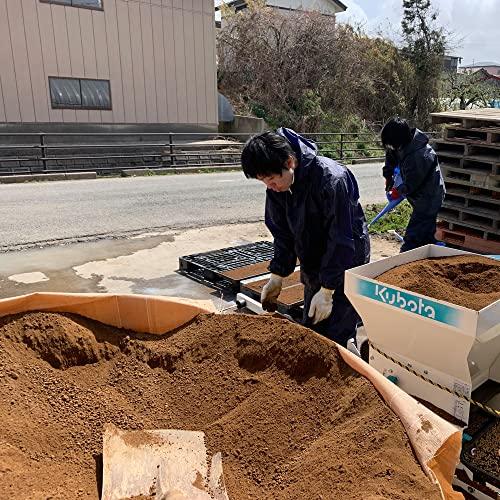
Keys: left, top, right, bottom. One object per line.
{"left": 266, "top": 127, "right": 369, "bottom": 289}
{"left": 277, "top": 127, "right": 318, "bottom": 170}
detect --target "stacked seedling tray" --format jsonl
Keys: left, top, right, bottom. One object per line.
{"left": 431, "top": 109, "right": 500, "bottom": 254}
{"left": 178, "top": 241, "right": 274, "bottom": 291}
{"left": 453, "top": 379, "right": 499, "bottom": 499}
{"left": 179, "top": 241, "right": 305, "bottom": 316}
{"left": 239, "top": 270, "right": 304, "bottom": 320}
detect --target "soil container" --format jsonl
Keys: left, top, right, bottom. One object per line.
{"left": 0, "top": 293, "right": 463, "bottom": 500}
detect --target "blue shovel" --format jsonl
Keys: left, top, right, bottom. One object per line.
{"left": 368, "top": 196, "right": 405, "bottom": 228}
{"left": 368, "top": 166, "right": 405, "bottom": 228}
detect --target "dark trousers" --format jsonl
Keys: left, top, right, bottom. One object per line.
{"left": 302, "top": 275, "right": 361, "bottom": 348}
{"left": 401, "top": 207, "right": 439, "bottom": 252}
{"left": 401, "top": 187, "right": 444, "bottom": 253}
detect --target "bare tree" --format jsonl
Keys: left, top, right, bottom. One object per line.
{"left": 401, "top": 0, "right": 447, "bottom": 127}
{"left": 217, "top": 2, "right": 362, "bottom": 130}
{"left": 442, "top": 71, "right": 500, "bottom": 110}
{"left": 217, "top": 2, "right": 416, "bottom": 131}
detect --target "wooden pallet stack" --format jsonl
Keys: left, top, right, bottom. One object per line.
{"left": 430, "top": 109, "right": 500, "bottom": 253}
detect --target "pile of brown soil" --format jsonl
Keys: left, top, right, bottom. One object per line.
{"left": 0, "top": 312, "right": 442, "bottom": 499}
{"left": 376, "top": 255, "right": 500, "bottom": 310}
{"left": 244, "top": 271, "right": 305, "bottom": 306}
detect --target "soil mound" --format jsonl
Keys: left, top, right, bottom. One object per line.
{"left": 376, "top": 255, "right": 500, "bottom": 310}
{"left": 0, "top": 311, "right": 442, "bottom": 499}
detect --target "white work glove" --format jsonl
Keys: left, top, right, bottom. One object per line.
{"left": 261, "top": 274, "right": 283, "bottom": 312}
{"left": 308, "top": 287, "right": 334, "bottom": 324}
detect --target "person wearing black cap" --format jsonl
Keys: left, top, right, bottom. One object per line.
{"left": 381, "top": 117, "right": 445, "bottom": 252}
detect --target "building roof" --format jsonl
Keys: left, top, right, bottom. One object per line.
{"left": 460, "top": 61, "right": 500, "bottom": 68}
{"left": 331, "top": 0, "right": 347, "bottom": 11}
{"left": 475, "top": 68, "right": 500, "bottom": 82}
{"left": 215, "top": 0, "right": 347, "bottom": 13}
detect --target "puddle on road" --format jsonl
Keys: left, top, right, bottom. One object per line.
{"left": 8, "top": 272, "right": 50, "bottom": 284}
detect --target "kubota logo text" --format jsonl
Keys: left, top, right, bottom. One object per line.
{"left": 356, "top": 278, "right": 460, "bottom": 326}
{"left": 374, "top": 285, "right": 436, "bottom": 318}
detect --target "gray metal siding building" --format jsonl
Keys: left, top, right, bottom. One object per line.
{"left": 0, "top": 0, "right": 218, "bottom": 133}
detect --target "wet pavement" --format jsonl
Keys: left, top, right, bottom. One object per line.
{"left": 0, "top": 222, "right": 273, "bottom": 308}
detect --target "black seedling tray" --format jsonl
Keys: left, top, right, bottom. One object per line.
{"left": 461, "top": 419, "right": 499, "bottom": 489}
{"left": 179, "top": 241, "right": 274, "bottom": 291}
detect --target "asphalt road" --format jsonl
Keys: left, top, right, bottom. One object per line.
{"left": 0, "top": 163, "right": 384, "bottom": 250}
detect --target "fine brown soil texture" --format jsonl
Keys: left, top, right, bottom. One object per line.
{"left": 0, "top": 311, "right": 442, "bottom": 500}
{"left": 244, "top": 271, "right": 305, "bottom": 306}
{"left": 376, "top": 255, "right": 500, "bottom": 310}
{"left": 222, "top": 260, "right": 300, "bottom": 281}
{"left": 221, "top": 261, "right": 271, "bottom": 280}
{"left": 276, "top": 284, "right": 305, "bottom": 306}
{"left": 463, "top": 421, "right": 500, "bottom": 483}
{"left": 246, "top": 271, "right": 302, "bottom": 291}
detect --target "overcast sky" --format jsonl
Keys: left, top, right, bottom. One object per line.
{"left": 336, "top": 0, "right": 499, "bottom": 65}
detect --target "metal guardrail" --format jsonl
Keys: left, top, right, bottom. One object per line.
{"left": 0, "top": 130, "right": 438, "bottom": 176}
{"left": 303, "top": 132, "right": 386, "bottom": 161}
{"left": 0, "top": 132, "right": 244, "bottom": 175}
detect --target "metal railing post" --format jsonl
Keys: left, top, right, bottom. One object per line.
{"left": 169, "top": 132, "right": 175, "bottom": 167}
{"left": 339, "top": 133, "right": 344, "bottom": 160}
{"left": 40, "top": 133, "right": 47, "bottom": 171}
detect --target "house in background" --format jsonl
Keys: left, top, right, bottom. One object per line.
{"left": 459, "top": 61, "right": 500, "bottom": 77}
{"left": 215, "top": 0, "right": 347, "bottom": 27}
{"left": 442, "top": 55, "right": 462, "bottom": 73}
{"left": 0, "top": 0, "right": 218, "bottom": 135}
{"left": 474, "top": 68, "right": 500, "bottom": 87}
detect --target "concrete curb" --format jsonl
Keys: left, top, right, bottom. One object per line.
{"left": 0, "top": 172, "right": 97, "bottom": 184}
{"left": 0, "top": 165, "right": 242, "bottom": 184}
{"left": 351, "top": 157, "right": 384, "bottom": 165}
{"left": 0, "top": 160, "right": 382, "bottom": 183}
{"left": 121, "top": 165, "right": 241, "bottom": 176}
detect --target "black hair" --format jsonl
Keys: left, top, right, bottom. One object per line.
{"left": 241, "top": 131, "right": 295, "bottom": 179}
{"left": 381, "top": 117, "right": 413, "bottom": 149}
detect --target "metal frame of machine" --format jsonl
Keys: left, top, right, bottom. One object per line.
{"left": 345, "top": 245, "right": 500, "bottom": 498}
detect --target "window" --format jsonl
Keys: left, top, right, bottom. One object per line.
{"left": 40, "top": 0, "right": 103, "bottom": 10}
{"left": 49, "top": 77, "right": 112, "bottom": 110}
